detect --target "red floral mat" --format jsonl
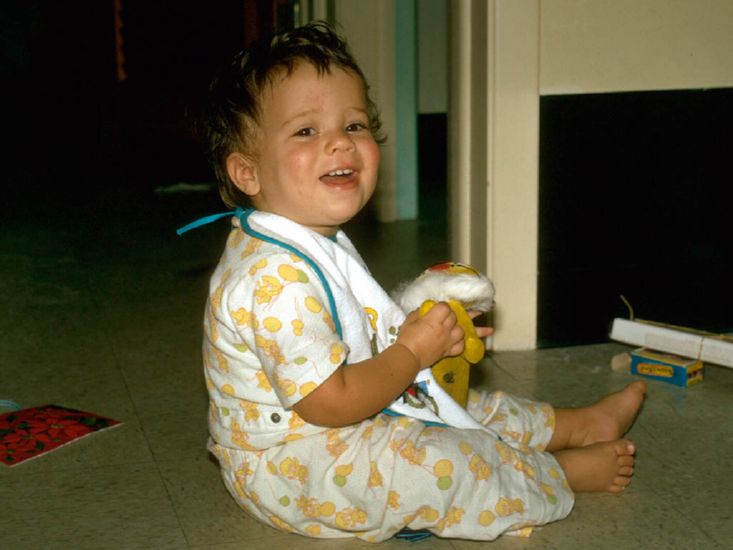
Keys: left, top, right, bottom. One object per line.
{"left": 1, "top": 404, "right": 121, "bottom": 467}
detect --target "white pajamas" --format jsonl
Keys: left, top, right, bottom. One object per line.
{"left": 203, "top": 214, "right": 574, "bottom": 542}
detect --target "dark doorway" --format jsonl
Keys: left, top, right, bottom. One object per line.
{"left": 538, "top": 88, "right": 732, "bottom": 347}
{"left": 417, "top": 113, "right": 448, "bottom": 221}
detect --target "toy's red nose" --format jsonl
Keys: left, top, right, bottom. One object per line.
{"left": 427, "top": 262, "right": 479, "bottom": 276}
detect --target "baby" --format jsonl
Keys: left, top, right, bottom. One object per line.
{"left": 197, "top": 21, "right": 646, "bottom": 542}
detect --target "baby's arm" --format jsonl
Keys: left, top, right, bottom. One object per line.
{"left": 292, "top": 302, "right": 465, "bottom": 427}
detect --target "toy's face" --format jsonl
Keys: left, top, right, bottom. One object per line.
{"left": 426, "top": 262, "right": 481, "bottom": 277}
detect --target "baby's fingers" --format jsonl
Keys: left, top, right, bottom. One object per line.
{"left": 424, "top": 301, "right": 453, "bottom": 322}
{"left": 447, "top": 325, "right": 466, "bottom": 356}
{"left": 475, "top": 326, "right": 494, "bottom": 338}
{"left": 466, "top": 309, "right": 494, "bottom": 339}
{"left": 402, "top": 310, "right": 420, "bottom": 327}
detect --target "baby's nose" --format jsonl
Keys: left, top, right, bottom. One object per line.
{"left": 327, "top": 130, "right": 355, "bottom": 152}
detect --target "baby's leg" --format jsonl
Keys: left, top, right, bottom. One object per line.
{"left": 546, "top": 381, "right": 646, "bottom": 452}
{"left": 466, "top": 390, "right": 557, "bottom": 452}
{"left": 553, "top": 439, "right": 636, "bottom": 493}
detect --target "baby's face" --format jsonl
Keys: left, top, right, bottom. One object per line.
{"left": 247, "top": 62, "right": 380, "bottom": 236}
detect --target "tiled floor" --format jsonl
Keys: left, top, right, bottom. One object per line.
{"left": 2, "top": 186, "right": 731, "bottom": 549}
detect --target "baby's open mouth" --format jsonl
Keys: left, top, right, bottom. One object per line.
{"left": 327, "top": 169, "right": 353, "bottom": 176}
{"left": 321, "top": 168, "right": 356, "bottom": 185}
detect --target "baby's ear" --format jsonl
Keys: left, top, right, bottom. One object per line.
{"left": 226, "top": 152, "right": 260, "bottom": 196}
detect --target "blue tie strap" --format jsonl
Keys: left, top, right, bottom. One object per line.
{"left": 176, "top": 210, "right": 238, "bottom": 236}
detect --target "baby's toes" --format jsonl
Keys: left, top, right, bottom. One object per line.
{"left": 618, "top": 454, "right": 635, "bottom": 468}
{"left": 613, "top": 475, "right": 633, "bottom": 489}
{"left": 614, "top": 438, "right": 636, "bottom": 456}
{"left": 618, "top": 465, "right": 634, "bottom": 477}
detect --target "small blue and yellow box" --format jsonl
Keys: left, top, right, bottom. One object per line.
{"left": 630, "top": 348, "right": 704, "bottom": 387}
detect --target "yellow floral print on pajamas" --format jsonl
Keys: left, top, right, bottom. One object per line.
{"left": 204, "top": 225, "right": 574, "bottom": 542}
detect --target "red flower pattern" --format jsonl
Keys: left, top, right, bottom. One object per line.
{"left": 1, "top": 405, "right": 120, "bottom": 466}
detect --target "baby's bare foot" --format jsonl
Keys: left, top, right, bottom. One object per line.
{"left": 554, "top": 439, "right": 636, "bottom": 493}
{"left": 548, "top": 381, "right": 647, "bottom": 452}
{"left": 578, "top": 381, "right": 647, "bottom": 447}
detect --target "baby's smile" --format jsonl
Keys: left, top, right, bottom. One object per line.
{"left": 321, "top": 167, "right": 357, "bottom": 186}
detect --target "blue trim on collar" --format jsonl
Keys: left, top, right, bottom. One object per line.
{"left": 235, "top": 208, "right": 343, "bottom": 340}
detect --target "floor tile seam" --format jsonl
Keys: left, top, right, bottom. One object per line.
{"left": 85, "top": 269, "right": 157, "bottom": 469}
{"left": 152, "top": 453, "right": 202, "bottom": 548}
{"left": 481, "top": 356, "right": 524, "bottom": 384}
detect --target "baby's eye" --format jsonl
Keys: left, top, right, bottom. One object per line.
{"left": 294, "top": 127, "right": 316, "bottom": 137}
{"left": 346, "top": 122, "right": 369, "bottom": 133}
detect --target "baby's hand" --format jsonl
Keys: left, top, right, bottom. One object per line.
{"left": 396, "top": 302, "right": 465, "bottom": 369}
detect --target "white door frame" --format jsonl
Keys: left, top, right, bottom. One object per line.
{"left": 449, "top": 0, "right": 541, "bottom": 350}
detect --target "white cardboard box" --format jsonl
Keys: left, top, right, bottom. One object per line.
{"left": 610, "top": 318, "right": 733, "bottom": 368}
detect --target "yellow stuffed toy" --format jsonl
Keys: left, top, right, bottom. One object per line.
{"left": 395, "top": 262, "right": 495, "bottom": 408}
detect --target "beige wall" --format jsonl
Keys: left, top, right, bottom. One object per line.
{"left": 540, "top": 0, "right": 733, "bottom": 95}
